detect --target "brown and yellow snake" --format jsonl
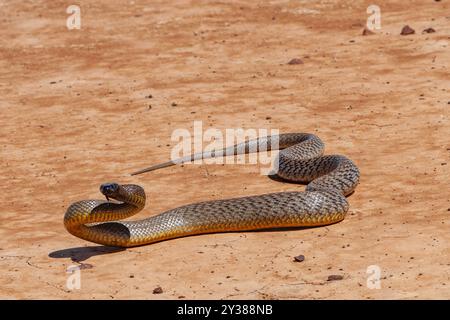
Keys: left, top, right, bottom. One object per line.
{"left": 64, "top": 133, "right": 360, "bottom": 247}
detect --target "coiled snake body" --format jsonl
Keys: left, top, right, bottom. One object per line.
{"left": 64, "top": 133, "right": 360, "bottom": 247}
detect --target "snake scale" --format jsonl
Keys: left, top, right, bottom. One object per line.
{"left": 64, "top": 133, "right": 360, "bottom": 247}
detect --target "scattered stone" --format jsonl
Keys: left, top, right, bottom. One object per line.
{"left": 287, "top": 58, "right": 303, "bottom": 65}
{"left": 146, "top": 94, "right": 153, "bottom": 98}
{"left": 50, "top": 81, "right": 57, "bottom": 84}
{"left": 171, "top": 102, "right": 178, "bottom": 106}
{"left": 178, "top": 295, "right": 186, "bottom": 299}
{"left": 294, "top": 255, "right": 305, "bottom": 262}
{"left": 153, "top": 286, "right": 163, "bottom": 294}
{"left": 400, "top": 25, "right": 415, "bottom": 35}
{"left": 423, "top": 28, "right": 436, "bottom": 34}
{"left": 78, "top": 263, "right": 93, "bottom": 270}
{"left": 327, "top": 275, "right": 344, "bottom": 281}
{"left": 148, "top": 105, "right": 152, "bottom": 110}
{"left": 362, "top": 28, "right": 375, "bottom": 36}
{"left": 129, "top": 274, "right": 134, "bottom": 278}
{"left": 266, "top": 116, "right": 272, "bottom": 120}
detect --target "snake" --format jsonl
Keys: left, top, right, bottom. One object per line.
{"left": 64, "top": 133, "right": 360, "bottom": 247}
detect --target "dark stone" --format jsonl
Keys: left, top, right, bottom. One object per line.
{"left": 287, "top": 58, "right": 303, "bottom": 65}
{"left": 400, "top": 25, "right": 415, "bottom": 35}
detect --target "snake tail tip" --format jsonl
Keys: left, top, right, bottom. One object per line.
{"left": 130, "top": 170, "right": 145, "bottom": 176}
{"left": 130, "top": 171, "right": 146, "bottom": 176}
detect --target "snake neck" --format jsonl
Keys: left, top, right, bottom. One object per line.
{"left": 64, "top": 184, "right": 146, "bottom": 246}
{"left": 113, "top": 184, "right": 146, "bottom": 209}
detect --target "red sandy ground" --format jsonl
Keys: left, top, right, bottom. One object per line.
{"left": 0, "top": 0, "right": 449, "bottom": 299}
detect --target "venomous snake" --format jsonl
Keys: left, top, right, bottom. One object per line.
{"left": 64, "top": 133, "right": 360, "bottom": 247}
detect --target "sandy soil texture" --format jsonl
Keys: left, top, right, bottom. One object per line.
{"left": 0, "top": 0, "right": 449, "bottom": 299}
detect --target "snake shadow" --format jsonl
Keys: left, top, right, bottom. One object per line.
{"left": 267, "top": 174, "right": 306, "bottom": 184}
{"left": 49, "top": 246, "right": 125, "bottom": 262}
{"left": 268, "top": 174, "right": 356, "bottom": 197}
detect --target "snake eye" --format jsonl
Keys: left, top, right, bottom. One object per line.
{"left": 100, "top": 182, "right": 119, "bottom": 195}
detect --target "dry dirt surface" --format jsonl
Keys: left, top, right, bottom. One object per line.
{"left": 1, "top": 0, "right": 449, "bottom": 300}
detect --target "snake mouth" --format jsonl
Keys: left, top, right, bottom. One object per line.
{"left": 100, "top": 182, "right": 120, "bottom": 201}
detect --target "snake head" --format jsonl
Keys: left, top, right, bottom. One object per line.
{"left": 100, "top": 182, "right": 120, "bottom": 201}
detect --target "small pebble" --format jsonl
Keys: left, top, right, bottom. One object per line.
{"left": 400, "top": 25, "right": 415, "bottom": 35}
{"left": 287, "top": 58, "right": 303, "bottom": 65}
{"left": 294, "top": 255, "right": 305, "bottom": 262}
{"left": 423, "top": 27, "right": 436, "bottom": 33}
{"left": 327, "top": 275, "right": 344, "bottom": 281}
{"left": 78, "top": 263, "right": 93, "bottom": 270}
{"left": 153, "top": 286, "right": 163, "bottom": 294}
{"left": 362, "top": 28, "right": 375, "bottom": 36}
